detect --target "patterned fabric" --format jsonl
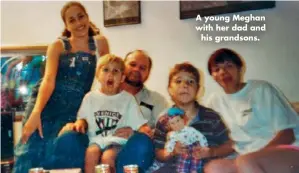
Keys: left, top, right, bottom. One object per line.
{"left": 165, "top": 126, "right": 208, "bottom": 153}
{"left": 176, "top": 142, "right": 202, "bottom": 173}
{"left": 77, "top": 90, "right": 147, "bottom": 150}
{"left": 153, "top": 103, "right": 230, "bottom": 173}
{"left": 13, "top": 37, "right": 97, "bottom": 173}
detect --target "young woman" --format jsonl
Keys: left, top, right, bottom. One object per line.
{"left": 13, "top": 2, "right": 109, "bottom": 173}
{"left": 204, "top": 48, "right": 299, "bottom": 173}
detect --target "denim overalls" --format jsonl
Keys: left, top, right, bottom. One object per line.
{"left": 13, "top": 36, "right": 97, "bottom": 173}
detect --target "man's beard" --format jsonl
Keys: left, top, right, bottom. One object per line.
{"left": 125, "top": 77, "right": 143, "bottom": 87}
{"left": 125, "top": 71, "right": 144, "bottom": 87}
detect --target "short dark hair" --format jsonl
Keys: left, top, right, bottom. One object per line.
{"left": 207, "top": 48, "right": 243, "bottom": 75}
{"left": 124, "top": 50, "right": 152, "bottom": 73}
{"left": 168, "top": 62, "right": 200, "bottom": 88}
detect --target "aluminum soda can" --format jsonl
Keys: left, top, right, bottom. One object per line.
{"left": 123, "top": 164, "right": 138, "bottom": 173}
{"left": 29, "top": 167, "right": 44, "bottom": 173}
{"left": 95, "top": 164, "right": 110, "bottom": 173}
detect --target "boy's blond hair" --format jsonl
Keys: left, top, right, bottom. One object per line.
{"left": 96, "top": 54, "right": 125, "bottom": 77}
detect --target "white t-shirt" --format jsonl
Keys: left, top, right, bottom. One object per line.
{"left": 207, "top": 80, "right": 299, "bottom": 154}
{"left": 91, "top": 84, "right": 168, "bottom": 128}
{"left": 165, "top": 126, "right": 208, "bottom": 153}
{"left": 77, "top": 90, "right": 148, "bottom": 148}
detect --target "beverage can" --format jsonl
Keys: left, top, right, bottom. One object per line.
{"left": 123, "top": 164, "right": 138, "bottom": 173}
{"left": 95, "top": 164, "right": 110, "bottom": 173}
{"left": 29, "top": 168, "right": 44, "bottom": 173}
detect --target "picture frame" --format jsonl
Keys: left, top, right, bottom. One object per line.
{"left": 180, "top": 1, "right": 276, "bottom": 20}
{"left": 1, "top": 45, "right": 47, "bottom": 118}
{"left": 103, "top": 0, "right": 141, "bottom": 27}
{"left": 1, "top": 45, "right": 47, "bottom": 55}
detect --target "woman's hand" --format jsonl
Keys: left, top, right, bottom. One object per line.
{"left": 21, "top": 111, "right": 43, "bottom": 144}
{"left": 192, "top": 146, "right": 213, "bottom": 159}
{"left": 172, "top": 142, "right": 188, "bottom": 156}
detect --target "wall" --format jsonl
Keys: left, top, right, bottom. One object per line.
{"left": 2, "top": 1, "right": 299, "bottom": 102}
{"left": 2, "top": 1, "right": 299, "bottom": 144}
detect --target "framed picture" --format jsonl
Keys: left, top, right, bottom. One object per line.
{"left": 103, "top": 0, "right": 141, "bottom": 27}
{"left": 180, "top": 1, "right": 276, "bottom": 19}
{"left": 1, "top": 45, "right": 47, "bottom": 114}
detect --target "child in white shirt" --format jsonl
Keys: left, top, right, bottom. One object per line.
{"left": 205, "top": 48, "right": 299, "bottom": 173}
{"left": 72, "top": 54, "right": 149, "bottom": 173}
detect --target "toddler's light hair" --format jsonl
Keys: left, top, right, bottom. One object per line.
{"left": 96, "top": 54, "right": 125, "bottom": 77}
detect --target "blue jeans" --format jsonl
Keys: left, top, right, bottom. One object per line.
{"left": 43, "top": 131, "right": 89, "bottom": 170}
{"left": 13, "top": 131, "right": 88, "bottom": 173}
{"left": 115, "top": 132, "right": 155, "bottom": 173}
{"left": 45, "top": 131, "right": 154, "bottom": 173}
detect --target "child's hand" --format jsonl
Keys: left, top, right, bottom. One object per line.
{"left": 73, "top": 119, "right": 87, "bottom": 134}
{"left": 173, "top": 142, "right": 188, "bottom": 155}
{"left": 192, "top": 146, "right": 213, "bottom": 159}
{"left": 113, "top": 127, "right": 133, "bottom": 139}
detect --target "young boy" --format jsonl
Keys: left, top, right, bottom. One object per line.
{"left": 72, "top": 54, "right": 149, "bottom": 173}
{"left": 152, "top": 62, "right": 232, "bottom": 173}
